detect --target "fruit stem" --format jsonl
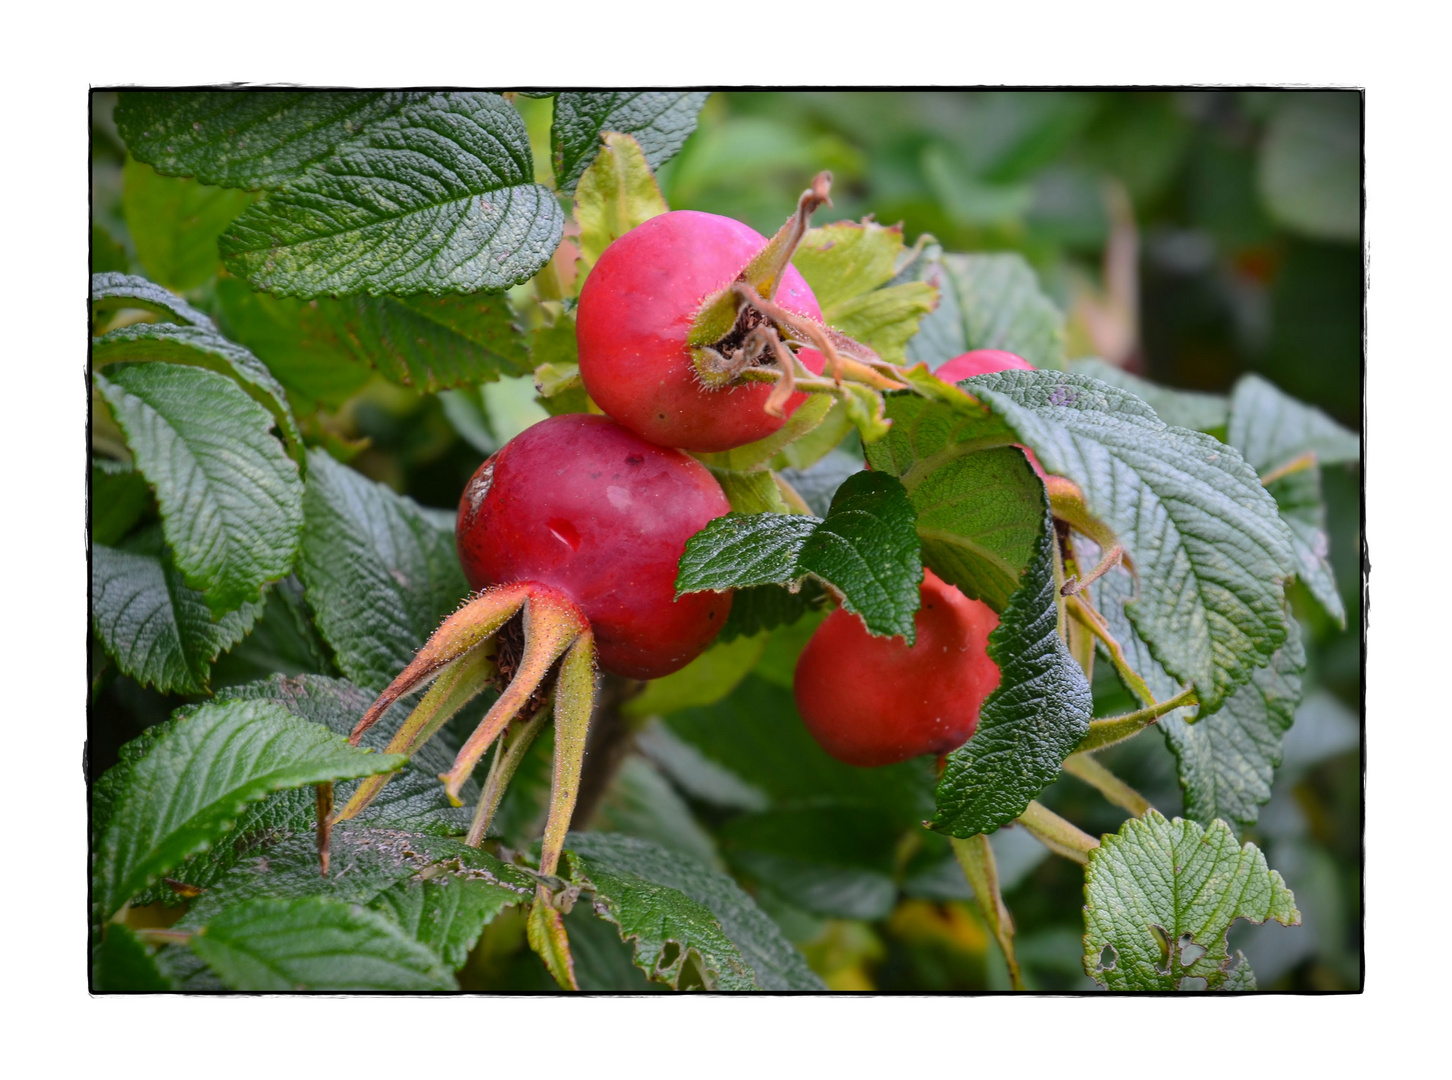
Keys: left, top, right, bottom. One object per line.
{"left": 1015, "top": 801, "right": 1100, "bottom": 865}
{"left": 951, "top": 834, "right": 1025, "bottom": 991}
{"left": 466, "top": 701, "right": 550, "bottom": 848}
{"left": 315, "top": 782, "right": 334, "bottom": 877}
{"left": 1063, "top": 594, "right": 1158, "bottom": 707}
{"left": 1075, "top": 686, "right": 1199, "bottom": 754}
{"left": 1060, "top": 753, "right": 1153, "bottom": 817}
{"left": 739, "top": 171, "right": 833, "bottom": 302}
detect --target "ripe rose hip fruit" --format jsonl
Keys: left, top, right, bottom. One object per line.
{"left": 576, "top": 210, "right": 827, "bottom": 453}
{"left": 935, "top": 349, "right": 1047, "bottom": 480}
{"left": 793, "top": 570, "right": 1001, "bottom": 767}
{"left": 456, "top": 412, "right": 733, "bottom": 680}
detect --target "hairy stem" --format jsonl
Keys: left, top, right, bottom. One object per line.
{"left": 951, "top": 834, "right": 1024, "bottom": 991}
{"left": 1076, "top": 686, "right": 1199, "bottom": 754}
{"left": 1061, "top": 753, "right": 1152, "bottom": 817}
{"left": 1064, "top": 594, "right": 1158, "bottom": 707}
{"left": 1016, "top": 801, "right": 1100, "bottom": 865}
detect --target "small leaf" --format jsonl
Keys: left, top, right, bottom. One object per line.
{"left": 92, "top": 537, "right": 265, "bottom": 695}
{"left": 904, "top": 251, "right": 1067, "bottom": 371}
{"left": 575, "top": 131, "right": 669, "bottom": 273}
{"left": 220, "top": 93, "right": 563, "bottom": 297}
{"left": 297, "top": 449, "right": 469, "bottom": 690}
{"left": 95, "top": 700, "right": 406, "bottom": 918}
{"left": 116, "top": 91, "right": 419, "bottom": 190}
{"left": 1070, "top": 358, "right": 1228, "bottom": 432}
{"left": 565, "top": 832, "right": 824, "bottom": 991}
{"left": 91, "top": 458, "right": 151, "bottom": 547}
{"left": 122, "top": 158, "right": 256, "bottom": 291}
{"left": 1083, "top": 811, "right": 1299, "bottom": 991}
{"left": 93, "top": 926, "right": 177, "bottom": 992}
{"left": 1267, "top": 467, "right": 1345, "bottom": 626}
{"left": 551, "top": 92, "right": 709, "bottom": 194}
{"left": 191, "top": 897, "right": 456, "bottom": 990}
{"left": 95, "top": 363, "right": 304, "bottom": 616}
{"left": 929, "top": 508, "right": 1093, "bottom": 837}
{"left": 677, "top": 472, "right": 921, "bottom": 640}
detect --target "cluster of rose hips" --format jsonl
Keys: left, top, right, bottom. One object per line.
{"left": 335, "top": 184, "right": 1039, "bottom": 981}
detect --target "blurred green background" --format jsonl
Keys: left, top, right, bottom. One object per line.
{"left": 92, "top": 90, "right": 1362, "bottom": 991}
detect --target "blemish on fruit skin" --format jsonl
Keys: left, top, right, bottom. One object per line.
{"left": 464, "top": 459, "right": 495, "bottom": 514}
{"left": 606, "top": 485, "right": 632, "bottom": 510}
{"left": 546, "top": 518, "right": 581, "bottom": 552}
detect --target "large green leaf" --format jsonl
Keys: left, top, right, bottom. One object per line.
{"left": 220, "top": 93, "right": 563, "bottom": 297}
{"left": 864, "top": 395, "right": 1043, "bottom": 612}
{"left": 1093, "top": 561, "right": 1305, "bottom": 833}
{"left": 904, "top": 251, "right": 1066, "bottom": 371}
{"left": 1069, "top": 358, "right": 1229, "bottom": 432}
{"left": 1083, "top": 811, "right": 1299, "bottom": 991}
{"left": 1257, "top": 92, "right": 1360, "bottom": 243}
{"left": 551, "top": 92, "right": 709, "bottom": 193}
{"left": 122, "top": 158, "right": 256, "bottom": 291}
{"left": 929, "top": 508, "right": 1092, "bottom": 837}
{"left": 190, "top": 896, "right": 456, "bottom": 991}
{"left": 967, "top": 370, "right": 1297, "bottom": 713}
{"left": 677, "top": 471, "right": 922, "bottom": 641}
{"left": 296, "top": 450, "right": 469, "bottom": 690}
{"left": 94, "top": 699, "right": 406, "bottom": 919}
{"left": 116, "top": 91, "right": 418, "bottom": 190}
{"left": 95, "top": 362, "right": 304, "bottom": 617}
{"left": 92, "top": 536, "right": 265, "bottom": 695}
{"left": 565, "top": 832, "right": 824, "bottom": 991}
{"left": 94, "top": 314, "right": 304, "bottom": 466}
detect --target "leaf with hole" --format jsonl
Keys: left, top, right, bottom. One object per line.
{"left": 220, "top": 92, "right": 563, "bottom": 297}
{"left": 1083, "top": 811, "right": 1299, "bottom": 991}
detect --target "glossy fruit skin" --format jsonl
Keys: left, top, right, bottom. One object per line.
{"left": 456, "top": 414, "right": 733, "bottom": 680}
{"left": 935, "top": 350, "right": 1047, "bottom": 480}
{"left": 793, "top": 570, "right": 1001, "bottom": 767}
{"left": 576, "top": 210, "right": 827, "bottom": 453}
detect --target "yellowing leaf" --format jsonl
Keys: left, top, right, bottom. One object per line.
{"left": 575, "top": 132, "right": 670, "bottom": 276}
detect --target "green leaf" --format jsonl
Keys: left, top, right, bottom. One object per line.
{"left": 929, "top": 508, "right": 1092, "bottom": 837}
{"left": 969, "top": 370, "right": 1296, "bottom": 713}
{"left": 1267, "top": 467, "right": 1345, "bottom": 626}
{"left": 92, "top": 537, "right": 265, "bottom": 695}
{"left": 1227, "top": 373, "right": 1360, "bottom": 470}
{"left": 94, "top": 926, "right": 176, "bottom": 992}
{"left": 1083, "top": 811, "right": 1300, "bottom": 991}
{"left": 864, "top": 395, "right": 1043, "bottom": 612}
{"left": 623, "top": 632, "right": 768, "bottom": 719}
{"left": 904, "top": 251, "right": 1067, "bottom": 371}
{"left": 1069, "top": 358, "right": 1229, "bottom": 432}
{"left": 717, "top": 583, "right": 819, "bottom": 642}
{"left": 95, "top": 362, "right": 304, "bottom": 616}
{"left": 551, "top": 92, "right": 709, "bottom": 194}
{"left": 368, "top": 875, "right": 524, "bottom": 970}
{"left": 92, "top": 223, "right": 129, "bottom": 275}
{"left": 575, "top": 131, "right": 670, "bottom": 272}
{"left": 220, "top": 93, "right": 563, "bottom": 297}
{"left": 1093, "top": 560, "right": 1306, "bottom": 833}
{"left": 296, "top": 450, "right": 469, "bottom": 690}
{"left": 94, "top": 316, "right": 304, "bottom": 466}
{"left": 116, "top": 91, "right": 418, "bottom": 190}
{"left": 792, "top": 220, "right": 938, "bottom": 364}
{"left": 91, "top": 271, "right": 211, "bottom": 329}
{"left": 95, "top": 699, "right": 406, "bottom": 918}
{"left": 122, "top": 157, "right": 255, "bottom": 291}
{"left": 1258, "top": 92, "right": 1360, "bottom": 243}
{"left": 591, "top": 755, "right": 722, "bottom": 870}
{"left": 565, "top": 832, "right": 824, "bottom": 990}
{"left": 209, "top": 576, "right": 334, "bottom": 688}
{"left": 678, "top": 471, "right": 921, "bottom": 640}
{"left": 191, "top": 897, "right": 456, "bottom": 990}
{"left": 696, "top": 394, "right": 836, "bottom": 476}
{"left": 91, "top": 458, "right": 152, "bottom": 546}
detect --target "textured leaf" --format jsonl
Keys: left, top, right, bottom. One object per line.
{"left": 566, "top": 832, "right": 823, "bottom": 991}
{"left": 717, "top": 582, "right": 818, "bottom": 642}
{"left": 95, "top": 363, "right": 304, "bottom": 616}
{"left": 296, "top": 450, "right": 469, "bottom": 690}
{"left": 551, "top": 91, "right": 709, "bottom": 194}
{"left": 95, "top": 700, "right": 406, "bottom": 918}
{"left": 930, "top": 509, "right": 1092, "bottom": 837}
{"left": 368, "top": 875, "right": 523, "bottom": 969}
{"left": 91, "top": 538, "right": 265, "bottom": 695}
{"left": 220, "top": 93, "right": 563, "bottom": 297}
{"left": 122, "top": 158, "right": 256, "bottom": 291}
{"left": 864, "top": 395, "right": 1043, "bottom": 612}
{"left": 904, "top": 251, "right": 1066, "bottom": 371}
{"left": 591, "top": 755, "right": 722, "bottom": 870}
{"left": 116, "top": 91, "right": 418, "bottom": 190}
{"left": 1083, "top": 811, "right": 1299, "bottom": 991}
{"left": 94, "top": 926, "right": 176, "bottom": 992}
{"left": 1070, "top": 358, "right": 1228, "bottom": 432}
{"left": 1258, "top": 92, "right": 1361, "bottom": 243}
{"left": 209, "top": 576, "right": 335, "bottom": 688}
{"left": 1268, "top": 467, "right": 1345, "bottom": 626}
{"left": 575, "top": 131, "right": 669, "bottom": 272}
{"left": 191, "top": 897, "right": 456, "bottom": 990}
{"left": 1228, "top": 373, "right": 1360, "bottom": 470}
{"left": 91, "top": 458, "right": 152, "bottom": 546}
{"left": 1094, "top": 560, "right": 1306, "bottom": 833}
{"left": 968, "top": 370, "right": 1296, "bottom": 713}
{"left": 94, "top": 317, "right": 304, "bottom": 464}
{"left": 678, "top": 471, "right": 921, "bottom": 640}
{"left": 91, "top": 271, "right": 211, "bottom": 328}
{"left": 792, "top": 220, "right": 938, "bottom": 364}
